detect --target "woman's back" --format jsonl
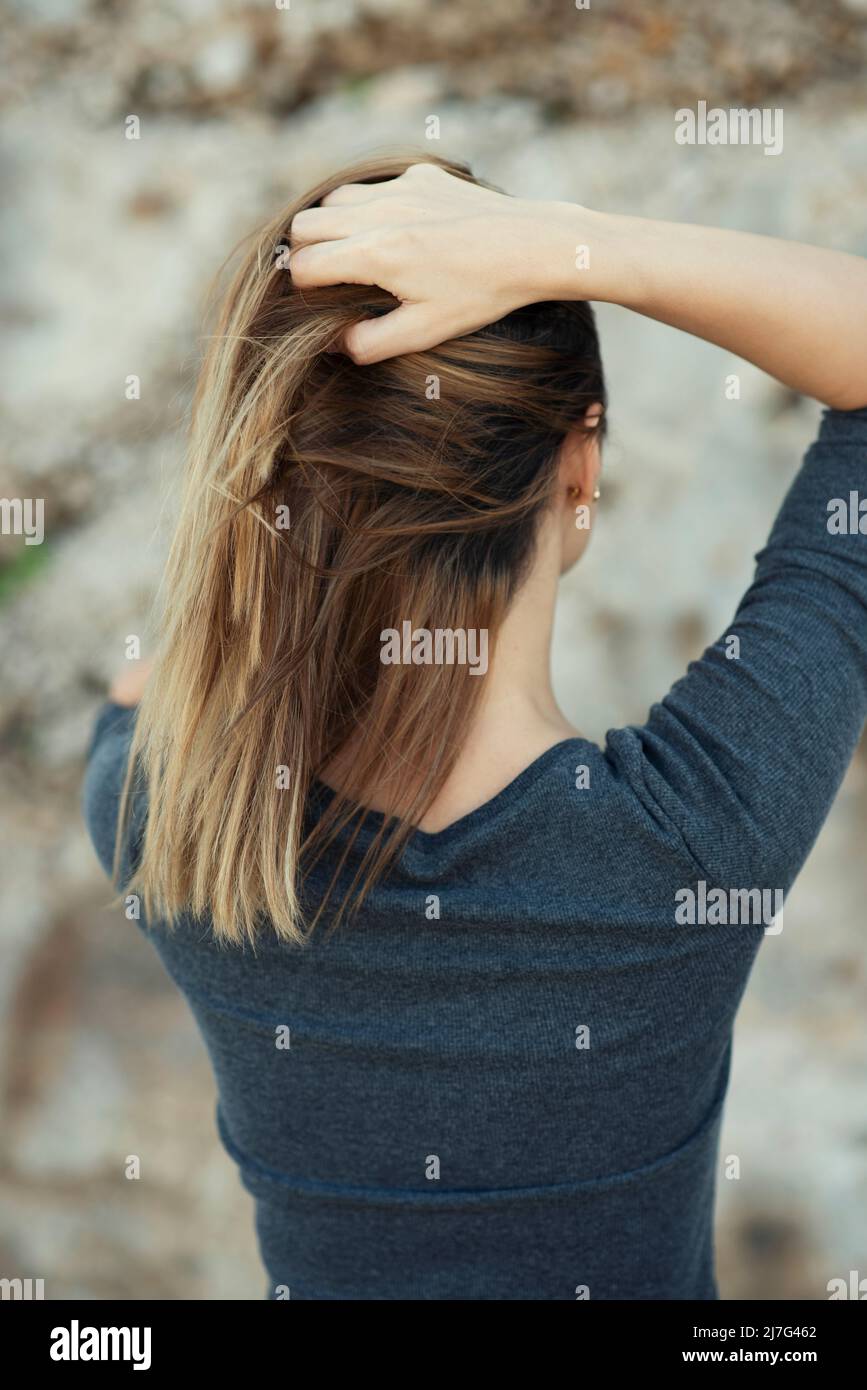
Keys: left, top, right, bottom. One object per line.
{"left": 88, "top": 716, "right": 747, "bottom": 1298}
{"left": 86, "top": 402, "right": 867, "bottom": 1299}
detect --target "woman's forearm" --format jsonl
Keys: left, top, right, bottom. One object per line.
{"left": 290, "top": 163, "right": 867, "bottom": 403}
{"left": 540, "top": 204, "right": 867, "bottom": 410}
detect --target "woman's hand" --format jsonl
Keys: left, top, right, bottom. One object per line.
{"left": 109, "top": 658, "right": 153, "bottom": 707}
{"left": 289, "top": 160, "right": 867, "bottom": 407}
{"left": 289, "top": 163, "right": 580, "bottom": 364}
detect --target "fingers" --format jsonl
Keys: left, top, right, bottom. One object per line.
{"left": 342, "top": 304, "right": 441, "bottom": 365}
{"left": 289, "top": 235, "right": 378, "bottom": 289}
{"left": 292, "top": 163, "right": 450, "bottom": 250}
{"left": 290, "top": 206, "right": 356, "bottom": 248}
{"left": 320, "top": 182, "right": 385, "bottom": 207}
{"left": 289, "top": 234, "right": 439, "bottom": 361}
{"left": 320, "top": 167, "right": 429, "bottom": 208}
{"left": 290, "top": 194, "right": 417, "bottom": 248}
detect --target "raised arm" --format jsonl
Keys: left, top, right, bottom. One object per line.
{"left": 289, "top": 161, "right": 867, "bottom": 408}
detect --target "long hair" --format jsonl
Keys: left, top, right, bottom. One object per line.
{"left": 119, "top": 152, "right": 607, "bottom": 945}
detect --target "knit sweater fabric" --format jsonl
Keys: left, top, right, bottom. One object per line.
{"left": 83, "top": 406, "right": 867, "bottom": 1300}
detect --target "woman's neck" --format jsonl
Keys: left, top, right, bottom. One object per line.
{"left": 321, "top": 536, "right": 580, "bottom": 833}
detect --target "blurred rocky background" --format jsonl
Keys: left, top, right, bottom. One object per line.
{"left": 1, "top": 0, "right": 866, "bottom": 1300}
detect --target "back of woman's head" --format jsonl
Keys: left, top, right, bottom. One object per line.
{"left": 123, "top": 152, "right": 607, "bottom": 944}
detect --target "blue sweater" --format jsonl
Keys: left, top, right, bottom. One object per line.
{"left": 83, "top": 407, "right": 867, "bottom": 1300}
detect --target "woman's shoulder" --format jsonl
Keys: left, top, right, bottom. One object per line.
{"left": 82, "top": 700, "right": 140, "bottom": 880}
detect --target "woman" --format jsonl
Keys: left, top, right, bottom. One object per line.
{"left": 84, "top": 154, "right": 867, "bottom": 1300}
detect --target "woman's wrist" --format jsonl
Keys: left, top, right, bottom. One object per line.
{"left": 516, "top": 201, "right": 644, "bottom": 311}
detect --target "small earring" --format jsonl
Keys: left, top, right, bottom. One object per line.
{"left": 592, "top": 486, "right": 601, "bottom": 501}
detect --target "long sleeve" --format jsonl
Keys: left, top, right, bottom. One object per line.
{"left": 607, "top": 406, "right": 867, "bottom": 894}
{"left": 82, "top": 700, "right": 141, "bottom": 882}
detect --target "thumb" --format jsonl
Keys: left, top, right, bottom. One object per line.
{"left": 342, "top": 303, "right": 440, "bottom": 365}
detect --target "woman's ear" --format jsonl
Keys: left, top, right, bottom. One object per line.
{"left": 557, "top": 402, "right": 603, "bottom": 502}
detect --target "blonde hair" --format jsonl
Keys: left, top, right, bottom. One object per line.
{"left": 119, "top": 152, "right": 606, "bottom": 945}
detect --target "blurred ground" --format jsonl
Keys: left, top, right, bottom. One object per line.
{"left": 1, "top": 0, "right": 866, "bottom": 1299}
